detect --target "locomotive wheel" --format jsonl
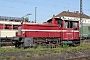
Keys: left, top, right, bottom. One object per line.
{"left": 14, "top": 41, "right": 18, "bottom": 48}
{"left": 42, "top": 43, "right": 47, "bottom": 48}
{"left": 15, "top": 43, "right": 17, "bottom": 47}
{"left": 33, "top": 37, "right": 61, "bottom": 48}
{"left": 14, "top": 41, "right": 23, "bottom": 48}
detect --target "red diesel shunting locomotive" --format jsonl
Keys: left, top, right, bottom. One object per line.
{"left": 12, "top": 15, "right": 80, "bottom": 48}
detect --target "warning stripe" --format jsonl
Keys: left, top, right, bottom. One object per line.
{"left": 21, "top": 29, "right": 79, "bottom": 32}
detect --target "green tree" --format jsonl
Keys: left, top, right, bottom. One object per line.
{"left": 24, "top": 17, "right": 29, "bottom": 22}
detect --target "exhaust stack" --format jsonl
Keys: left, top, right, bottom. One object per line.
{"left": 52, "top": 15, "right": 57, "bottom": 24}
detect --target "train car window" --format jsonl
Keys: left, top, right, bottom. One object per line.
{"left": 47, "top": 18, "right": 63, "bottom": 27}
{"left": 58, "top": 20, "right": 62, "bottom": 27}
{"left": 70, "top": 21, "right": 73, "bottom": 28}
{"left": 5, "top": 24, "right": 12, "bottom": 30}
{"left": 65, "top": 21, "right": 73, "bottom": 28}
{"left": 73, "top": 22, "right": 78, "bottom": 30}
{"left": 0, "top": 24, "right": 3, "bottom": 29}
{"left": 13, "top": 25, "right": 18, "bottom": 30}
{"left": 65, "top": 22, "right": 68, "bottom": 28}
{"left": 47, "top": 20, "right": 52, "bottom": 24}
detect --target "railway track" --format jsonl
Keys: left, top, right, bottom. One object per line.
{"left": 0, "top": 42, "right": 14, "bottom": 46}
{"left": 0, "top": 39, "right": 90, "bottom": 47}
{"left": 0, "top": 40, "right": 90, "bottom": 60}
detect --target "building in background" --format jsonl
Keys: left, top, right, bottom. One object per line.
{"left": 55, "top": 10, "right": 90, "bottom": 24}
{"left": 55, "top": 10, "right": 90, "bottom": 39}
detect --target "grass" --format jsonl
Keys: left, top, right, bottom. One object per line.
{"left": 0, "top": 43, "right": 90, "bottom": 60}
{"left": 10, "top": 56, "right": 16, "bottom": 60}
{"left": 66, "top": 48, "right": 73, "bottom": 53}
{"left": 0, "top": 43, "right": 90, "bottom": 55}
{"left": 5, "top": 56, "right": 11, "bottom": 60}
{"left": 0, "top": 56, "right": 4, "bottom": 60}
{"left": 37, "top": 51, "right": 44, "bottom": 56}
{"left": 54, "top": 49, "right": 60, "bottom": 53}
{"left": 0, "top": 43, "right": 90, "bottom": 59}
{"left": 61, "top": 44, "right": 69, "bottom": 48}
{"left": 46, "top": 51, "right": 51, "bottom": 54}
{"left": 26, "top": 53, "right": 31, "bottom": 57}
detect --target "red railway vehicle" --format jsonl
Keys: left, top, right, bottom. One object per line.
{"left": 12, "top": 15, "right": 80, "bottom": 48}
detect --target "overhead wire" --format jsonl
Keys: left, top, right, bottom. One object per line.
{"left": 1, "top": 0, "right": 79, "bottom": 10}
{"left": 1, "top": 0, "right": 90, "bottom": 11}
{"left": 0, "top": 0, "right": 90, "bottom": 16}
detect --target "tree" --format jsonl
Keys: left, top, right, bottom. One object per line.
{"left": 24, "top": 17, "right": 29, "bottom": 22}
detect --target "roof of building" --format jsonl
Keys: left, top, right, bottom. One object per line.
{"left": 55, "top": 10, "right": 90, "bottom": 19}
{"left": 0, "top": 16, "right": 24, "bottom": 21}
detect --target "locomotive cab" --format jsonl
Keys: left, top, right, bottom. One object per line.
{"left": 62, "top": 20, "right": 79, "bottom": 45}
{"left": 47, "top": 17, "right": 80, "bottom": 46}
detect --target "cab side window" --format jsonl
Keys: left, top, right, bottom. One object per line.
{"left": 65, "top": 21, "right": 73, "bottom": 28}
{"left": 73, "top": 22, "right": 78, "bottom": 30}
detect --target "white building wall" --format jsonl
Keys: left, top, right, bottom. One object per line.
{"left": 60, "top": 16, "right": 90, "bottom": 25}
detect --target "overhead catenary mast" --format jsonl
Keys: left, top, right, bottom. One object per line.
{"left": 35, "top": 7, "right": 37, "bottom": 23}
{"left": 80, "top": 0, "right": 83, "bottom": 39}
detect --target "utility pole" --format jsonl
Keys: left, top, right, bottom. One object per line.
{"left": 35, "top": 7, "right": 37, "bottom": 23}
{"left": 80, "top": 0, "right": 83, "bottom": 39}
{"left": 0, "top": 29, "right": 1, "bottom": 48}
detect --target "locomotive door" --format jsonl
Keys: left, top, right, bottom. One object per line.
{"left": 64, "top": 20, "right": 74, "bottom": 40}
{"left": 73, "top": 21, "right": 79, "bottom": 39}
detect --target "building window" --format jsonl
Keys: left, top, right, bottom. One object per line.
{"left": 81, "top": 20, "right": 83, "bottom": 22}
{"left": 63, "top": 17, "right": 64, "bottom": 18}
{"left": 85, "top": 20, "right": 86, "bottom": 22}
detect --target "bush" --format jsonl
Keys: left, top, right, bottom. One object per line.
{"left": 54, "top": 50, "right": 60, "bottom": 53}
{"left": 60, "top": 48, "right": 64, "bottom": 52}
{"left": 0, "top": 56, "right": 4, "bottom": 60}
{"left": 36, "top": 46, "right": 44, "bottom": 50}
{"left": 26, "top": 53, "right": 31, "bottom": 57}
{"left": 6, "top": 56, "right": 10, "bottom": 60}
{"left": 46, "top": 51, "right": 51, "bottom": 54}
{"left": 62, "top": 44, "right": 69, "bottom": 48}
{"left": 66, "top": 48, "right": 72, "bottom": 53}
{"left": 37, "top": 51, "right": 43, "bottom": 56}
{"left": 10, "top": 56, "right": 16, "bottom": 60}
{"left": 18, "top": 56, "right": 23, "bottom": 59}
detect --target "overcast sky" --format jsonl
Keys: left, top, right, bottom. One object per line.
{"left": 0, "top": 0, "right": 90, "bottom": 23}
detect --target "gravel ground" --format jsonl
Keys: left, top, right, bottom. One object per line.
{"left": 0, "top": 50, "right": 90, "bottom": 60}
{"left": 1, "top": 40, "right": 90, "bottom": 60}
